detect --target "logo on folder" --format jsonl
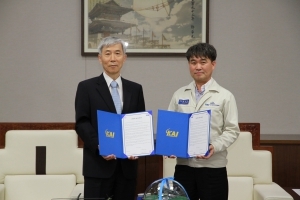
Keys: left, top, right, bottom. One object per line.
{"left": 105, "top": 129, "right": 115, "bottom": 138}
{"left": 166, "top": 129, "right": 179, "bottom": 137}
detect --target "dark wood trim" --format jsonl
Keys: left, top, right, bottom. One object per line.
{"left": 261, "top": 140, "right": 300, "bottom": 145}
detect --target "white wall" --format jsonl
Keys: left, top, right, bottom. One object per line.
{"left": 0, "top": 0, "right": 299, "bottom": 137}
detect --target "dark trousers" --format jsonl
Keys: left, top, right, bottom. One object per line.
{"left": 174, "top": 165, "right": 228, "bottom": 200}
{"left": 84, "top": 161, "right": 137, "bottom": 200}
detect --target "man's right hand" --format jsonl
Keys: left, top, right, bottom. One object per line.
{"left": 103, "top": 154, "right": 116, "bottom": 160}
{"left": 163, "top": 155, "right": 177, "bottom": 159}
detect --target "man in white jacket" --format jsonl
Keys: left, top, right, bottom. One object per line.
{"left": 167, "top": 43, "right": 240, "bottom": 200}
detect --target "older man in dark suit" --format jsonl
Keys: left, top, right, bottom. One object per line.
{"left": 75, "top": 36, "right": 145, "bottom": 200}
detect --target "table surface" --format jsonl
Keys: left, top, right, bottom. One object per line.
{"left": 283, "top": 187, "right": 300, "bottom": 200}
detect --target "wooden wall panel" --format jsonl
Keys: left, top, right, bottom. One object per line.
{"left": 2, "top": 123, "right": 299, "bottom": 190}
{"left": 261, "top": 140, "right": 300, "bottom": 188}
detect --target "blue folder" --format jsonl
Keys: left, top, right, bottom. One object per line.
{"left": 97, "top": 110, "right": 154, "bottom": 158}
{"left": 155, "top": 109, "right": 211, "bottom": 158}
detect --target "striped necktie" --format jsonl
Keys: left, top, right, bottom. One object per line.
{"left": 110, "top": 81, "right": 122, "bottom": 114}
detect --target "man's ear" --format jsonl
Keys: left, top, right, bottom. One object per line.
{"left": 98, "top": 54, "right": 102, "bottom": 64}
{"left": 212, "top": 60, "right": 216, "bottom": 70}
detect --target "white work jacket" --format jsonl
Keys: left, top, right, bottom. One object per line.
{"left": 168, "top": 79, "right": 240, "bottom": 168}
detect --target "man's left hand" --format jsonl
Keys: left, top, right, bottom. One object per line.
{"left": 128, "top": 156, "right": 138, "bottom": 160}
{"left": 195, "top": 144, "right": 214, "bottom": 159}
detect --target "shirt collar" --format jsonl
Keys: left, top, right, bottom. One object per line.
{"left": 103, "top": 72, "right": 122, "bottom": 88}
{"left": 193, "top": 78, "right": 214, "bottom": 92}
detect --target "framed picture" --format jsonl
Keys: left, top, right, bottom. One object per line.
{"left": 81, "top": 0, "right": 209, "bottom": 56}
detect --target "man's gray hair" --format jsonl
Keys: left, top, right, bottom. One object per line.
{"left": 97, "top": 36, "right": 127, "bottom": 54}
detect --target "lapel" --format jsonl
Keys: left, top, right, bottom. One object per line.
{"left": 196, "top": 92, "right": 212, "bottom": 111}
{"left": 121, "top": 77, "right": 132, "bottom": 114}
{"left": 96, "top": 74, "right": 116, "bottom": 113}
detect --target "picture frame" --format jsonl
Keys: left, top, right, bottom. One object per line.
{"left": 81, "top": 0, "right": 209, "bottom": 56}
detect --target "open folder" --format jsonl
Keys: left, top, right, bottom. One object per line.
{"left": 97, "top": 110, "right": 155, "bottom": 158}
{"left": 155, "top": 109, "right": 211, "bottom": 158}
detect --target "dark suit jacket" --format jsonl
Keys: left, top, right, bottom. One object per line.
{"left": 75, "top": 73, "right": 145, "bottom": 179}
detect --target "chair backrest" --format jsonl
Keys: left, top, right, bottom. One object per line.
{"left": 227, "top": 132, "right": 272, "bottom": 184}
{"left": 0, "top": 130, "right": 83, "bottom": 184}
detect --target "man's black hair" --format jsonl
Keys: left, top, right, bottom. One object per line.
{"left": 186, "top": 43, "right": 217, "bottom": 61}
